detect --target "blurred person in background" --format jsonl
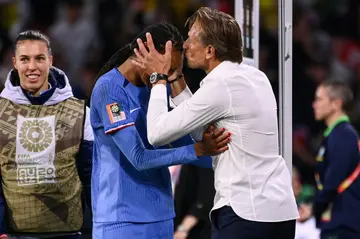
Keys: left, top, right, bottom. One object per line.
{"left": 0, "top": 30, "right": 93, "bottom": 239}
{"left": 90, "top": 22, "right": 230, "bottom": 239}
{"left": 173, "top": 164, "right": 215, "bottom": 239}
{"left": 49, "top": 0, "right": 100, "bottom": 98}
{"left": 312, "top": 80, "right": 360, "bottom": 239}
{"left": 0, "top": 5, "right": 13, "bottom": 91}
{"left": 293, "top": 167, "right": 320, "bottom": 239}
{"left": 133, "top": 7, "right": 298, "bottom": 239}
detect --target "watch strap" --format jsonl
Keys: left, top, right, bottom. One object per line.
{"left": 156, "top": 73, "right": 168, "bottom": 80}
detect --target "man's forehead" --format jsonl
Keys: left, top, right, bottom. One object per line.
{"left": 189, "top": 21, "right": 202, "bottom": 36}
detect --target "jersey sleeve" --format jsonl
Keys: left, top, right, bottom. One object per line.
{"left": 92, "top": 83, "right": 135, "bottom": 134}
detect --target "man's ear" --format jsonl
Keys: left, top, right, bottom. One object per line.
{"left": 205, "top": 45, "right": 216, "bottom": 60}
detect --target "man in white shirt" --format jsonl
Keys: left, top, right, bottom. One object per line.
{"left": 132, "top": 7, "right": 299, "bottom": 239}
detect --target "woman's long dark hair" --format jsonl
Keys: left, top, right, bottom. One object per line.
{"left": 95, "top": 22, "right": 184, "bottom": 81}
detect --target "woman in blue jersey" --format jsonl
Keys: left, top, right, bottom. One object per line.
{"left": 90, "top": 23, "right": 230, "bottom": 239}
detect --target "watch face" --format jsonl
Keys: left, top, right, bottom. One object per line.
{"left": 150, "top": 73, "right": 158, "bottom": 83}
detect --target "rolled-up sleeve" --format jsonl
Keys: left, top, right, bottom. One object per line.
{"left": 147, "top": 81, "right": 231, "bottom": 146}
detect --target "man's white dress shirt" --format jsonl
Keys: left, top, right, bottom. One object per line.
{"left": 147, "top": 61, "right": 299, "bottom": 222}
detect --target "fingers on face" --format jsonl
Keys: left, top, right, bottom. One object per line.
{"left": 165, "top": 40, "right": 172, "bottom": 59}
{"left": 133, "top": 48, "right": 145, "bottom": 62}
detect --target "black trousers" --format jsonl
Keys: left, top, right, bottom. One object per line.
{"left": 211, "top": 206, "right": 295, "bottom": 239}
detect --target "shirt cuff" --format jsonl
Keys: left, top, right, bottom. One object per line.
{"left": 151, "top": 84, "right": 167, "bottom": 100}
{"left": 171, "top": 86, "right": 192, "bottom": 106}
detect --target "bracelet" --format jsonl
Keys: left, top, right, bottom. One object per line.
{"left": 168, "top": 73, "right": 184, "bottom": 84}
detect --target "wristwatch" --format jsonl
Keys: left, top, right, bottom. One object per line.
{"left": 149, "top": 72, "right": 168, "bottom": 84}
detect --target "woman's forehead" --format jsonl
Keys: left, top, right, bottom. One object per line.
{"left": 15, "top": 40, "right": 49, "bottom": 55}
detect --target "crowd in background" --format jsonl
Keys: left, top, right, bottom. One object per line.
{"left": 0, "top": 0, "right": 359, "bottom": 238}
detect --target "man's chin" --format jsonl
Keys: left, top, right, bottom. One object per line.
{"left": 185, "top": 60, "right": 198, "bottom": 69}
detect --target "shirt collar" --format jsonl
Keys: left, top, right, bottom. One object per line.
{"left": 199, "top": 61, "right": 238, "bottom": 87}
{"left": 323, "top": 115, "right": 350, "bottom": 137}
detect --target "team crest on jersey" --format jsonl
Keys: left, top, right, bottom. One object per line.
{"left": 106, "top": 103, "right": 126, "bottom": 123}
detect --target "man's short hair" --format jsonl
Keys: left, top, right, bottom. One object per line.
{"left": 185, "top": 7, "right": 243, "bottom": 64}
{"left": 321, "top": 80, "right": 354, "bottom": 112}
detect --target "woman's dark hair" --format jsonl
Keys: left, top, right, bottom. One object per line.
{"left": 95, "top": 22, "right": 184, "bottom": 80}
{"left": 14, "top": 30, "right": 52, "bottom": 55}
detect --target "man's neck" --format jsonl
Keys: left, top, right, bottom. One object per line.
{"left": 117, "top": 59, "right": 143, "bottom": 86}
{"left": 325, "top": 111, "right": 347, "bottom": 127}
{"left": 205, "top": 59, "right": 222, "bottom": 74}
